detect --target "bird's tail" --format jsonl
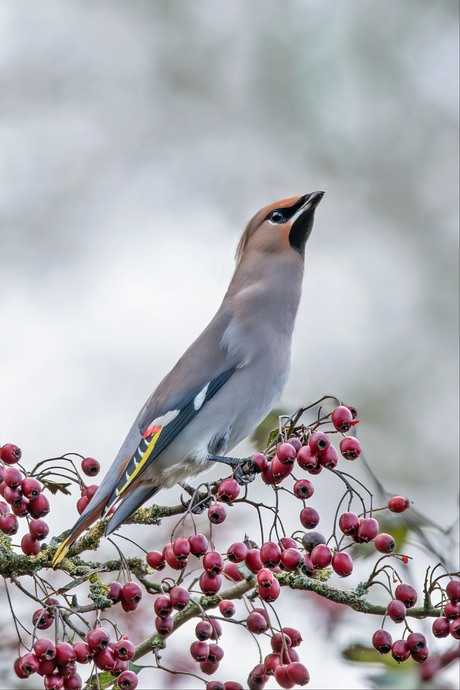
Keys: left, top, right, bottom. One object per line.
{"left": 52, "top": 496, "right": 107, "bottom": 566}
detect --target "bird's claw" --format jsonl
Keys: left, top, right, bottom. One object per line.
{"left": 180, "top": 490, "right": 213, "bottom": 514}
{"left": 232, "top": 458, "right": 260, "bottom": 486}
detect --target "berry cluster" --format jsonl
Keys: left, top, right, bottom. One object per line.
{"left": 14, "top": 623, "right": 138, "bottom": 690}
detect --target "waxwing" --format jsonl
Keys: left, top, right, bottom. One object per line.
{"left": 52, "top": 190, "right": 324, "bottom": 565}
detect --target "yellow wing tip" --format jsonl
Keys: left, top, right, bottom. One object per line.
{"left": 52, "top": 537, "right": 71, "bottom": 567}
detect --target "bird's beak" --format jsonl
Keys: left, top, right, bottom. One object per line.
{"left": 289, "top": 191, "right": 324, "bottom": 254}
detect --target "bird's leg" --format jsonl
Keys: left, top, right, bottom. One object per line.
{"left": 178, "top": 481, "right": 213, "bottom": 514}
{"left": 207, "top": 454, "right": 261, "bottom": 486}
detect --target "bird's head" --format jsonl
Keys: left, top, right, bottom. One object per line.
{"left": 236, "top": 191, "right": 324, "bottom": 263}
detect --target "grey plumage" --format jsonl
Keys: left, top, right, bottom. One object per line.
{"left": 53, "top": 190, "right": 324, "bottom": 564}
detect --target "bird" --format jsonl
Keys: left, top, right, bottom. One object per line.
{"left": 52, "top": 190, "right": 324, "bottom": 565}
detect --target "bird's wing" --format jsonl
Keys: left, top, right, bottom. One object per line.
{"left": 102, "top": 366, "right": 236, "bottom": 514}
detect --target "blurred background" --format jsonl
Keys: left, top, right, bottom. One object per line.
{"left": 0, "top": 1, "right": 458, "bottom": 689}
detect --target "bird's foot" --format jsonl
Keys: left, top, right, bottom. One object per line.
{"left": 178, "top": 481, "right": 213, "bottom": 514}
{"left": 208, "top": 454, "right": 262, "bottom": 486}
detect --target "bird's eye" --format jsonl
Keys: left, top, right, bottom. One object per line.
{"left": 269, "top": 210, "right": 286, "bottom": 224}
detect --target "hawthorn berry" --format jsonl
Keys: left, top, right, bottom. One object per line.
{"left": 203, "top": 551, "right": 224, "bottom": 575}
{"left": 299, "top": 507, "right": 320, "bottom": 529}
{"left": 170, "top": 586, "right": 190, "bottom": 610}
{"left": 21, "top": 533, "right": 40, "bottom": 556}
{"left": 29, "top": 518, "right": 49, "bottom": 541}
{"left": 34, "top": 638, "right": 56, "bottom": 661}
{"left": 191, "top": 641, "right": 210, "bottom": 661}
{"left": 446, "top": 579, "right": 460, "bottom": 603}
{"left": 172, "top": 537, "right": 191, "bottom": 560}
{"left": 199, "top": 572, "right": 222, "bottom": 596}
{"left": 19, "top": 652, "right": 40, "bottom": 676}
{"left": 245, "top": 548, "right": 263, "bottom": 574}
{"left": 318, "top": 444, "right": 338, "bottom": 469}
{"left": 219, "top": 600, "right": 236, "bottom": 618}
{"left": 33, "top": 608, "right": 54, "bottom": 630}
{"left": 227, "top": 542, "right": 247, "bottom": 563}
{"left": 163, "top": 543, "right": 185, "bottom": 570}
{"left": 279, "top": 536, "right": 297, "bottom": 550}
{"left": 146, "top": 550, "right": 166, "bottom": 570}
{"left": 432, "top": 617, "right": 450, "bottom": 638}
{"left": 224, "top": 562, "right": 244, "bottom": 582}
{"left": 302, "top": 553, "right": 316, "bottom": 576}
{"left": 450, "top": 618, "right": 460, "bottom": 639}
{"left": 247, "top": 611, "right": 269, "bottom": 634}
{"left": 280, "top": 548, "right": 303, "bottom": 571}
{"left": 332, "top": 552, "right": 353, "bottom": 577}
{"left": 357, "top": 517, "right": 379, "bottom": 543}
{"left": 200, "top": 660, "right": 220, "bottom": 676}
{"left": 251, "top": 452, "right": 268, "bottom": 472}
{"left": 391, "top": 639, "right": 411, "bottom": 663}
{"left": 258, "top": 577, "right": 280, "bottom": 602}
{"left": 444, "top": 601, "right": 460, "bottom": 619}
{"left": 411, "top": 646, "right": 429, "bottom": 663}
{"left": 407, "top": 632, "right": 427, "bottom": 652}
{"left": 261, "top": 461, "right": 283, "bottom": 485}
{"left": 296, "top": 446, "right": 317, "bottom": 471}
{"left": 339, "top": 436, "right": 361, "bottom": 460}
{"left": 207, "top": 682, "right": 225, "bottom": 690}
{"left": 155, "top": 615, "right": 173, "bottom": 636}
{"left": 271, "top": 632, "right": 292, "bottom": 653}
{"left": 387, "top": 599, "right": 406, "bottom": 623}
{"left": 27, "top": 493, "right": 50, "bottom": 518}
{"left": 286, "top": 661, "right": 310, "bottom": 686}
{"left": 44, "top": 675, "right": 65, "bottom": 690}
{"left": 372, "top": 629, "right": 392, "bottom": 654}
{"left": 310, "top": 544, "right": 332, "bottom": 569}
{"left": 94, "top": 648, "right": 116, "bottom": 671}
{"left": 73, "top": 642, "right": 93, "bottom": 663}
{"left": 257, "top": 568, "right": 275, "bottom": 589}
{"left": 208, "top": 504, "right": 227, "bottom": 524}
{"left": 395, "top": 583, "right": 417, "bottom": 608}
{"left": 5, "top": 466, "right": 23, "bottom": 488}
{"left": 276, "top": 442, "right": 297, "bottom": 464}
{"left": 218, "top": 478, "right": 240, "bottom": 503}
{"left": 223, "top": 683, "right": 243, "bottom": 690}
{"left": 81, "top": 457, "right": 100, "bottom": 476}
{"left": 293, "top": 479, "right": 314, "bottom": 499}
{"left": 331, "top": 406, "right": 354, "bottom": 432}
{"left": 271, "top": 455, "right": 293, "bottom": 479}
{"left": 154, "top": 595, "right": 172, "bottom": 618}
{"left": 76, "top": 496, "right": 89, "bottom": 515}
{"left": 121, "top": 582, "right": 142, "bottom": 606}
{"left": 188, "top": 533, "right": 209, "bottom": 556}
{"left": 0, "top": 443, "right": 22, "bottom": 464}
{"left": 260, "top": 541, "right": 281, "bottom": 567}
{"left": 308, "top": 432, "right": 330, "bottom": 455}
{"left": 208, "top": 644, "right": 224, "bottom": 663}
{"left": 55, "top": 642, "right": 77, "bottom": 666}
{"left": 22, "top": 477, "right": 42, "bottom": 499}
{"left": 196, "top": 620, "right": 214, "bottom": 640}
{"left": 388, "top": 496, "right": 410, "bottom": 513}
{"left": 374, "top": 533, "right": 395, "bottom": 553}
{"left": 86, "top": 628, "right": 110, "bottom": 652}
{"left": 117, "top": 670, "right": 138, "bottom": 690}
{"left": 274, "top": 665, "right": 295, "bottom": 689}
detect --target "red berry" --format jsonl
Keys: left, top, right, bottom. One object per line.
{"left": 86, "top": 628, "right": 110, "bottom": 652}
{"left": 302, "top": 553, "right": 316, "bottom": 576}
{"left": 170, "top": 586, "right": 190, "bottom": 610}
{"left": 432, "top": 617, "right": 450, "bottom": 638}
{"left": 0, "top": 512, "right": 19, "bottom": 534}
{"left": 332, "top": 552, "right": 353, "bottom": 577}
{"left": 19, "top": 652, "right": 40, "bottom": 676}
{"left": 258, "top": 578, "right": 280, "bottom": 602}
{"left": 271, "top": 632, "right": 292, "bottom": 654}
{"left": 374, "top": 533, "right": 395, "bottom": 553}
{"left": 208, "top": 643, "right": 224, "bottom": 663}
{"left": 224, "top": 683, "right": 243, "bottom": 690}
{"left": 34, "top": 638, "right": 56, "bottom": 661}
{"left": 190, "top": 640, "right": 209, "bottom": 661}
{"left": 411, "top": 646, "right": 429, "bottom": 663}
{"left": 276, "top": 443, "right": 297, "bottom": 464}
{"left": 318, "top": 444, "right": 338, "bottom": 469}
{"left": 407, "top": 632, "right": 427, "bottom": 652}
{"left": 388, "top": 496, "right": 410, "bottom": 513}
{"left": 163, "top": 542, "right": 185, "bottom": 570}
{"left": 81, "top": 457, "right": 100, "bottom": 476}
{"left": 271, "top": 455, "right": 293, "bottom": 480}
{"left": 94, "top": 648, "right": 116, "bottom": 671}
{"left": 188, "top": 533, "right": 209, "bottom": 556}
{"left": 257, "top": 568, "right": 275, "bottom": 589}
{"left": 251, "top": 452, "right": 268, "bottom": 472}
{"left": 0, "top": 443, "right": 22, "bottom": 464}
{"left": 0, "top": 499, "right": 8, "bottom": 515}
{"left": 195, "top": 620, "right": 214, "bottom": 640}
{"left": 76, "top": 496, "right": 89, "bottom": 514}
{"left": 60, "top": 662, "right": 77, "bottom": 679}
{"left": 207, "top": 683, "right": 225, "bottom": 690}
{"left": 293, "top": 479, "right": 314, "bottom": 500}
{"left": 155, "top": 615, "right": 173, "bottom": 636}
{"left": 22, "top": 477, "right": 42, "bottom": 499}
{"left": 395, "top": 583, "right": 417, "bottom": 608}
{"left": 208, "top": 504, "right": 227, "bottom": 524}
{"left": 286, "top": 661, "right": 310, "bottom": 686}
{"left": 73, "top": 642, "right": 93, "bottom": 663}
{"left": 247, "top": 611, "right": 269, "bottom": 634}
{"left": 391, "top": 639, "right": 411, "bottom": 663}
{"left": 64, "top": 673, "right": 83, "bottom": 690}
{"left": 32, "top": 608, "right": 53, "bottom": 630}
{"left": 450, "top": 618, "right": 460, "bottom": 639}
{"left": 203, "top": 551, "right": 224, "bottom": 575}
{"left": 3, "top": 484, "right": 21, "bottom": 504}
{"left": 117, "top": 670, "right": 138, "bottom": 690}
{"left": 172, "top": 537, "right": 191, "bottom": 560}
{"left": 44, "top": 675, "right": 65, "bottom": 690}
{"left": 331, "top": 406, "right": 354, "bottom": 432}
{"left": 387, "top": 599, "right": 406, "bottom": 623}
{"left": 21, "top": 533, "right": 40, "bottom": 556}
{"left": 122, "top": 582, "right": 142, "bottom": 605}
{"left": 154, "top": 595, "right": 172, "bottom": 618}
{"left": 311, "top": 544, "right": 332, "bottom": 569}
{"left": 200, "top": 660, "right": 220, "bottom": 676}
{"left": 338, "top": 512, "right": 359, "bottom": 536}
{"left": 27, "top": 493, "right": 50, "bottom": 518}
{"left": 199, "top": 572, "right": 222, "bottom": 596}
{"left": 280, "top": 548, "right": 303, "bottom": 571}
{"left": 309, "top": 432, "right": 330, "bottom": 455}
{"left": 224, "top": 562, "right": 244, "bottom": 582}
{"left": 106, "top": 581, "right": 123, "bottom": 603}
{"left": 55, "top": 642, "right": 77, "bottom": 666}
{"left": 113, "top": 639, "right": 135, "bottom": 662}
{"left": 296, "top": 445, "right": 317, "bottom": 471}
{"left": 218, "top": 478, "right": 240, "bottom": 503}
{"left": 446, "top": 579, "right": 460, "bottom": 603}
{"left": 357, "top": 517, "right": 379, "bottom": 543}
{"left": 339, "top": 436, "right": 361, "bottom": 460}
{"left": 299, "top": 507, "right": 320, "bottom": 529}
{"left": 219, "top": 600, "right": 235, "bottom": 618}
{"left": 372, "top": 629, "right": 392, "bottom": 654}
{"left": 146, "top": 550, "right": 166, "bottom": 570}
{"left": 29, "top": 518, "right": 49, "bottom": 541}
{"left": 14, "top": 657, "right": 29, "bottom": 679}
{"left": 444, "top": 601, "right": 460, "bottom": 619}
{"left": 5, "top": 466, "right": 23, "bottom": 488}
{"left": 245, "top": 548, "right": 263, "bottom": 574}
{"left": 260, "top": 541, "right": 281, "bottom": 567}
{"left": 227, "top": 541, "right": 248, "bottom": 563}
{"left": 279, "top": 536, "right": 297, "bottom": 550}
{"left": 274, "top": 665, "right": 295, "bottom": 689}
{"left": 261, "top": 461, "right": 283, "bottom": 485}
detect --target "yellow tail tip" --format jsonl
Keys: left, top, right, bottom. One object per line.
{"left": 52, "top": 537, "right": 71, "bottom": 567}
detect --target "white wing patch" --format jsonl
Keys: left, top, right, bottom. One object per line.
{"left": 151, "top": 409, "right": 180, "bottom": 428}
{"left": 193, "top": 384, "right": 209, "bottom": 410}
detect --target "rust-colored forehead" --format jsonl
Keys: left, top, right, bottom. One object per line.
{"left": 263, "top": 195, "right": 304, "bottom": 213}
